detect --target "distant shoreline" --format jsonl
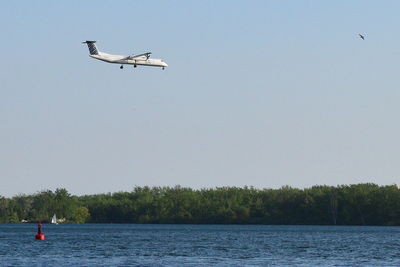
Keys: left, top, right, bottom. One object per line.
{"left": 1, "top": 184, "right": 399, "bottom": 226}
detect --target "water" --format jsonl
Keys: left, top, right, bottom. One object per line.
{"left": 1, "top": 224, "right": 400, "bottom": 266}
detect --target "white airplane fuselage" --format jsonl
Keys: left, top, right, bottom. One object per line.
{"left": 90, "top": 52, "right": 168, "bottom": 68}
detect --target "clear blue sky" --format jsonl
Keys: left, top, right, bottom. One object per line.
{"left": 1, "top": 1, "right": 400, "bottom": 196}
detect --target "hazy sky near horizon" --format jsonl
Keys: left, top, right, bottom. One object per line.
{"left": 1, "top": 1, "right": 400, "bottom": 196}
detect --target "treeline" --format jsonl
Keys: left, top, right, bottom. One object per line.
{"left": 1, "top": 184, "right": 400, "bottom": 225}
{"left": 0, "top": 188, "right": 89, "bottom": 223}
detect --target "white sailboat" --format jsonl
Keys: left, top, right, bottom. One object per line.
{"left": 51, "top": 214, "right": 58, "bottom": 224}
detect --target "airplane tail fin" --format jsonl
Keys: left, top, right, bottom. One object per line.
{"left": 82, "top": 41, "right": 99, "bottom": 55}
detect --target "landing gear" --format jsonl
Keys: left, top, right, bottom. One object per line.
{"left": 162, "top": 67, "right": 165, "bottom": 70}
{"left": 134, "top": 65, "right": 137, "bottom": 68}
{"left": 120, "top": 65, "right": 123, "bottom": 69}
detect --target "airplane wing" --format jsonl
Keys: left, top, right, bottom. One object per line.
{"left": 124, "top": 52, "right": 151, "bottom": 60}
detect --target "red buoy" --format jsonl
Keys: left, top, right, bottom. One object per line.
{"left": 35, "top": 222, "right": 45, "bottom": 240}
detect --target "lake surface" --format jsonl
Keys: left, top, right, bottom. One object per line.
{"left": 1, "top": 224, "right": 400, "bottom": 266}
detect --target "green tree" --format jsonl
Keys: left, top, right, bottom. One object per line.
{"left": 74, "top": 206, "right": 90, "bottom": 223}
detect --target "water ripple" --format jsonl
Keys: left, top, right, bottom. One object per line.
{"left": 1, "top": 224, "right": 400, "bottom": 266}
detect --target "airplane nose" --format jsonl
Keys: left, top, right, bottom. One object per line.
{"left": 163, "top": 62, "right": 168, "bottom": 67}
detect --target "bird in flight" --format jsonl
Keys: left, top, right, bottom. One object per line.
{"left": 358, "top": 34, "right": 365, "bottom": 40}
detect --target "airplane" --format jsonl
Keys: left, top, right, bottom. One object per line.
{"left": 358, "top": 34, "right": 365, "bottom": 40}
{"left": 82, "top": 41, "right": 168, "bottom": 70}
